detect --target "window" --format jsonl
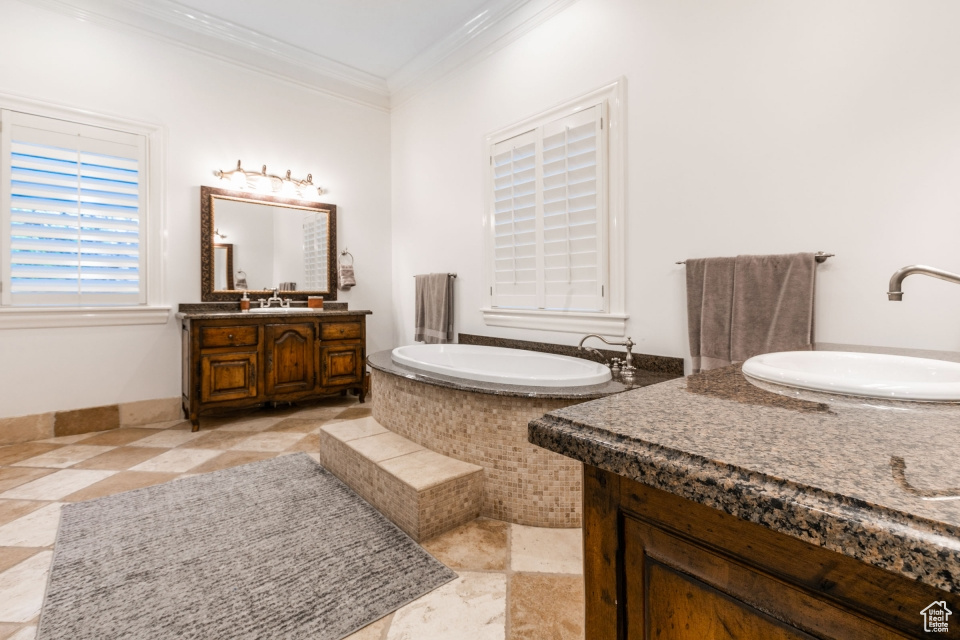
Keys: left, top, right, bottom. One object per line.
{"left": 0, "top": 102, "right": 166, "bottom": 327}
{"left": 483, "top": 80, "right": 627, "bottom": 335}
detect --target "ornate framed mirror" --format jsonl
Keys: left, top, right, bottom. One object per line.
{"left": 200, "top": 186, "right": 337, "bottom": 301}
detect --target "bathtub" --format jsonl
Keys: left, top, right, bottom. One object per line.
{"left": 391, "top": 344, "right": 612, "bottom": 387}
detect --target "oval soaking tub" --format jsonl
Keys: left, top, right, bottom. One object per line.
{"left": 391, "top": 344, "right": 612, "bottom": 387}
{"left": 369, "top": 345, "right": 631, "bottom": 528}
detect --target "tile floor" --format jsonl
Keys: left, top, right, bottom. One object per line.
{"left": 0, "top": 397, "right": 584, "bottom": 640}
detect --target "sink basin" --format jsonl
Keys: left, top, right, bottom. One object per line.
{"left": 246, "top": 307, "right": 316, "bottom": 314}
{"left": 741, "top": 351, "right": 960, "bottom": 402}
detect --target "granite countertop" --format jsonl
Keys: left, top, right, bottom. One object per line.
{"left": 367, "top": 349, "right": 677, "bottom": 400}
{"left": 177, "top": 309, "right": 371, "bottom": 320}
{"left": 529, "top": 346, "right": 960, "bottom": 593}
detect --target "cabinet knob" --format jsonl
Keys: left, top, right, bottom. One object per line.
{"left": 228, "top": 334, "right": 234, "bottom": 340}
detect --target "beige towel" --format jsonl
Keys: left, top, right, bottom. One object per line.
{"left": 415, "top": 273, "right": 454, "bottom": 344}
{"left": 338, "top": 264, "right": 355, "bottom": 290}
{"left": 686, "top": 253, "right": 816, "bottom": 372}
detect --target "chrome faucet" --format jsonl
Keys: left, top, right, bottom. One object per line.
{"left": 259, "top": 288, "right": 291, "bottom": 309}
{"left": 578, "top": 334, "right": 637, "bottom": 377}
{"left": 887, "top": 265, "right": 960, "bottom": 301}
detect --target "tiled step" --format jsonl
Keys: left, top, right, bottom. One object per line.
{"left": 317, "top": 417, "right": 483, "bottom": 541}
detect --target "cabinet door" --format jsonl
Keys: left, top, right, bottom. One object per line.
{"left": 320, "top": 343, "right": 363, "bottom": 387}
{"left": 622, "top": 515, "right": 908, "bottom": 640}
{"left": 200, "top": 352, "right": 258, "bottom": 403}
{"left": 265, "top": 323, "right": 315, "bottom": 396}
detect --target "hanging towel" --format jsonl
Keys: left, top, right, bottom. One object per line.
{"left": 414, "top": 273, "right": 455, "bottom": 344}
{"left": 686, "top": 253, "right": 816, "bottom": 372}
{"left": 730, "top": 252, "right": 816, "bottom": 362}
{"left": 338, "top": 262, "right": 355, "bottom": 290}
{"left": 686, "top": 257, "right": 736, "bottom": 373}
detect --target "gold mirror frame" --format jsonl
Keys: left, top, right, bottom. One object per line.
{"left": 200, "top": 186, "right": 338, "bottom": 302}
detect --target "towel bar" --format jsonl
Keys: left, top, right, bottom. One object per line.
{"left": 676, "top": 251, "right": 834, "bottom": 265}
{"left": 413, "top": 273, "right": 457, "bottom": 278}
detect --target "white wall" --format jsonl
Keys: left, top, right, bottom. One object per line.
{"left": 390, "top": 0, "right": 960, "bottom": 361}
{"left": 0, "top": 0, "right": 393, "bottom": 419}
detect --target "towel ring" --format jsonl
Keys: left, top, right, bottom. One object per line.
{"left": 339, "top": 249, "right": 354, "bottom": 266}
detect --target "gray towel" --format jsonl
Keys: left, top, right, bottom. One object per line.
{"left": 414, "top": 273, "right": 454, "bottom": 344}
{"left": 686, "top": 253, "right": 816, "bottom": 372}
{"left": 731, "top": 253, "right": 816, "bottom": 361}
{"left": 686, "top": 257, "right": 736, "bottom": 373}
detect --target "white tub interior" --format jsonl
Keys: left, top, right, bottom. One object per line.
{"left": 391, "top": 344, "right": 611, "bottom": 387}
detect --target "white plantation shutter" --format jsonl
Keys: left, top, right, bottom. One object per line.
{"left": 2, "top": 111, "right": 146, "bottom": 306}
{"left": 491, "top": 130, "right": 538, "bottom": 309}
{"left": 541, "top": 106, "right": 603, "bottom": 311}
{"left": 489, "top": 104, "right": 605, "bottom": 312}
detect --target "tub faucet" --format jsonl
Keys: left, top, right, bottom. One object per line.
{"left": 578, "top": 334, "right": 636, "bottom": 377}
{"left": 887, "top": 265, "right": 960, "bottom": 301}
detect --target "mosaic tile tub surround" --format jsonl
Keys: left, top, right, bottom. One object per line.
{"left": 371, "top": 369, "right": 583, "bottom": 528}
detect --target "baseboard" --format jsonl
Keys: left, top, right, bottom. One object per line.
{"left": 0, "top": 397, "right": 183, "bottom": 446}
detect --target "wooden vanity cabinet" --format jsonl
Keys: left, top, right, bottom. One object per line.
{"left": 584, "top": 466, "right": 952, "bottom": 640}
{"left": 182, "top": 313, "right": 367, "bottom": 431}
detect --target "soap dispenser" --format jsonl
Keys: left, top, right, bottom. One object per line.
{"left": 240, "top": 291, "right": 250, "bottom": 312}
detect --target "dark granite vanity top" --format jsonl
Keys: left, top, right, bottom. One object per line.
{"left": 367, "top": 349, "right": 679, "bottom": 400}
{"left": 529, "top": 346, "right": 960, "bottom": 593}
{"left": 176, "top": 301, "right": 370, "bottom": 321}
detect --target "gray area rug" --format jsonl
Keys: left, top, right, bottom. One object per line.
{"left": 38, "top": 453, "right": 457, "bottom": 640}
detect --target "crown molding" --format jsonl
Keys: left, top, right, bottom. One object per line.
{"left": 24, "top": 0, "right": 579, "bottom": 112}
{"left": 26, "top": 0, "right": 391, "bottom": 111}
{"left": 387, "top": 0, "right": 579, "bottom": 109}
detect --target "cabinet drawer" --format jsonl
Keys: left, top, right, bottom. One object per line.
{"left": 200, "top": 325, "right": 259, "bottom": 349}
{"left": 321, "top": 321, "right": 362, "bottom": 341}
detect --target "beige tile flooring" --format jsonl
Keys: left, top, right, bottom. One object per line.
{"left": 0, "top": 397, "right": 584, "bottom": 640}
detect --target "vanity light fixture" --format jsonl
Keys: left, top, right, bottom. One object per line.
{"left": 213, "top": 159, "right": 325, "bottom": 197}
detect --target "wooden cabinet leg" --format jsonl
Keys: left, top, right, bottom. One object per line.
{"left": 190, "top": 415, "right": 200, "bottom": 432}
{"left": 358, "top": 387, "right": 366, "bottom": 404}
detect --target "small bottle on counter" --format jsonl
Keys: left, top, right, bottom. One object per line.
{"left": 308, "top": 296, "right": 324, "bottom": 309}
{"left": 240, "top": 291, "right": 251, "bottom": 312}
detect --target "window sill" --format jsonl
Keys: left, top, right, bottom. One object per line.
{"left": 0, "top": 306, "right": 171, "bottom": 330}
{"left": 481, "top": 308, "right": 628, "bottom": 336}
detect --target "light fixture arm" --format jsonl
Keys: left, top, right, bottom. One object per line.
{"left": 213, "top": 159, "right": 325, "bottom": 196}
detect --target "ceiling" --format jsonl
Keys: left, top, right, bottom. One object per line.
{"left": 176, "top": 0, "right": 496, "bottom": 79}
{"left": 35, "top": 0, "right": 575, "bottom": 108}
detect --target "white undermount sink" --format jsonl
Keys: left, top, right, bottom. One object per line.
{"left": 741, "top": 351, "right": 960, "bottom": 402}
{"left": 246, "top": 307, "right": 315, "bottom": 313}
